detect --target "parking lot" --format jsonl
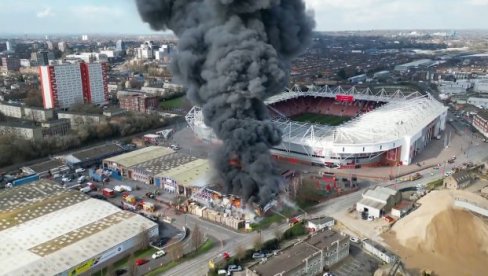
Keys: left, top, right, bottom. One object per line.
{"left": 330, "top": 243, "right": 381, "bottom": 276}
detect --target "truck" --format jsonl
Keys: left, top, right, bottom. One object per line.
{"left": 102, "top": 188, "right": 115, "bottom": 198}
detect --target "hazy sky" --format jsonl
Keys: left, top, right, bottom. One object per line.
{"left": 1, "top": 0, "right": 488, "bottom": 34}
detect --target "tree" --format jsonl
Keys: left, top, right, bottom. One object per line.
{"left": 235, "top": 244, "right": 246, "bottom": 262}
{"left": 127, "top": 252, "right": 136, "bottom": 276}
{"left": 139, "top": 226, "right": 150, "bottom": 250}
{"left": 191, "top": 224, "right": 203, "bottom": 251}
{"left": 253, "top": 234, "right": 263, "bottom": 251}
{"left": 273, "top": 228, "right": 283, "bottom": 241}
{"left": 337, "top": 68, "right": 348, "bottom": 80}
{"left": 106, "top": 263, "right": 115, "bottom": 276}
{"left": 24, "top": 88, "right": 43, "bottom": 107}
{"left": 168, "top": 242, "right": 184, "bottom": 261}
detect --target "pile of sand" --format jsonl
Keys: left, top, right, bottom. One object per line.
{"left": 387, "top": 190, "right": 488, "bottom": 275}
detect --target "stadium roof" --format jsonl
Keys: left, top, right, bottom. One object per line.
{"left": 104, "top": 146, "right": 174, "bottom": 168}
{"left": 155, "top": 159, "right": 212, "bottom": 188}
{"left": 0, "top": 180, "right": 157, "bottom": 276}
{"left": 273, "top": 94, "right": 447, "bottom": 145}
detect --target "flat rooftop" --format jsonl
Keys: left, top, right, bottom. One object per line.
{"left": 71, "top": 144, "right": 124, "bottom": 162}
{"left": 104, "top": 146, "right": 173, "bottom": 168}
{"left": 155, "top": 158, "right": 212, "bottom": 188}
{"left": 28, "top": 159, "right": 64, "bottom": 173}
{"left": 132, "top": 152, "right": 197, "bottom": 175}
{"left": 252, "top": 230, "right": 346, "bottom": 275}
{"left": 0, "top": 180, "right": 157, "bottom": 276}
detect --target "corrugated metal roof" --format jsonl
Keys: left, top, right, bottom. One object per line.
{"left": 155, "top": 159, "right": 211, "bottom": 188}
{"left": 104, "top": 146, "right": 173, "bottom": 168}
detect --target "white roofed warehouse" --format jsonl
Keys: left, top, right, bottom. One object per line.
{"left": 186, "top": 86, "right": 448, "bottom": 167}
{"left": 0, "top": 180, "right": 158, "bottom": 276}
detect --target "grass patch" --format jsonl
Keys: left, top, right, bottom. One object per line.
{"left": 160, "top": 96, "right": 186, "bottom": 109}
{"left": 146, "top": 239, "right": 215, "bottom": 276}
{"left": 251, "top": 207, "right": 295, "bottom": 230}
{"left": 291, "top": 113, "right": 351, "bottom": 126}
{"left": 112, "top": 247, "right": 158, "bottom": 271}
{"left": 426, "top": 179, "right": 443, "bottom": 190}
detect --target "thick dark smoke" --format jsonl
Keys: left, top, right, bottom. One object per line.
{"left": 136, "top": 0, "right": 314, "bottom": 205}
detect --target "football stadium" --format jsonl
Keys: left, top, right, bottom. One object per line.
{"left": 186, "top": 86, "right": 448, "bottom": 167}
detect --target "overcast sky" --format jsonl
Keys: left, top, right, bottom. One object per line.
{"left": 1, "top": 0, "right": 488, "bottom": 34}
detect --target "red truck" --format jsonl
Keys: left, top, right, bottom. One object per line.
{"left": 102, "top": 188, "right": 115, "bottom": 198}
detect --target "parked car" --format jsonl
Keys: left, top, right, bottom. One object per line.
{"left": 115, "top": 269, "right": 127, "bottom": 276}
{"left": 323, "top": 273, "right": 335, "bottom": 276}
{"left": 217, "top": 269, "right": 227, "bottom": 275}
{"left": 227, "top": 264, "right": 242, "bottom": 275}
{"left": 252, "top": 252, "right": 266, "bottom": 259}
{"left": 77, "top": 176, "right": 86, "bottom": 184}
{"left": 135, "top": 259, "right": 148, "bottom": 266}
{"left": 91, "top": 194, "right": 107, "bottom": 200}
{"left": 62, "top": 177, "right": 72, "bottom": 182}
{"left": 75, "top": 168, "right": 85, "bottom": 174}
{"left": 152, "top": 250, "right": 166, "bottom": 259}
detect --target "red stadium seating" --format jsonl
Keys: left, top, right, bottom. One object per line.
{"left": 268, "top": 96, "right": 386, "bottom": 119}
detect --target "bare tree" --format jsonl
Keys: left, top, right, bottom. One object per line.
{"left": 191, "top": 224, "right": 203, "bottom": 251}
{"left": 139, "top": 226, "right": 150, "bottom": 250}
{"left": 168, "top": 242, "right": 184, "bottom": 261}
{"left": 127, "top": 252, "right": 136, "bottom": 276}
{"left": 106, "top": 263, "right": 115, "bottom": 276}
{"left": 235, "top": 244, "right": 246, "bottom": 261}
{"left": 253, "top": 234, "right": 263, "bottom": 251}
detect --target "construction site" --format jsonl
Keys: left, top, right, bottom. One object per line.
{"left": 383, "top": 189, "right": 488, "bottom": 276}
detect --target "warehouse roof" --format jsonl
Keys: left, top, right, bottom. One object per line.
{"left": 357, "top": 198, "right": 387, "bottom": 210}
{"left": 131, "top": 152, "right": 197, "bottom": 176}
{"left": 155, "top": 159, "right": 212, "bottom": 187}
{"left": 71, "top": 144, "right": 125, "bottom": 162}
{"left": 104, "top": 146, "right": 173, "bottom": 168}
{"left": 0, "top": 180, "right": 157, "bottom": 276}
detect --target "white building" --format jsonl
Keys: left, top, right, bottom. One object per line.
{"left": 467, "top": 97, "right": 488, "bottom": 109}
{"left": 306, "top": 216, "right": 335, "bottom": 231}
{"left": 473, "top": 79, "right": 488, "bottom": 94}
{"left": 39, "top": 63, "right": 108, "bottom": 108}
{"left": 0, "top": 101, "right": 24, "bottom": 118}
{"left": 136, "top": 41, "right": 156, "bottom": 60}
{"left": 0, "top": 180, "right": 158, "bottom": 276}
{"left": 356, "top": 186, "right": 401, "bottom": 218}
{"left": 362, "top": 239, "right": 397, "bottom": 264}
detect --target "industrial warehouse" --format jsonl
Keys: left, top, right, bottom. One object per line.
{"left": 102, "top": 146, "right": 212, "bottom": 196}
{"left": 0, "top": 180, "right": 158, "bottom": 276}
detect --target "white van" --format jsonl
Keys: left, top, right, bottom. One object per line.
{"left": 77, "top": 176, "right": 86, "bottom": 184}
{"left": 80, "top": 186, "right": 91, "bottom": 193}
{"left": 121, "top": 185, "right": 133, "bottom": 192}
{"left": 113, "top": 185, "right": 124, "bottom": 192}
{"left": 75, "top": 168, "right": 85, "bottom": 174}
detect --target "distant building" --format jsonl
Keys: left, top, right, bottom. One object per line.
{"left": 473, "top": 79, "right": 488, "bottom": 94}
{"left": 116, "top": 40, "right": 126, "bottom": 52}
{"left": 0, "top": 122, "right": 43, "bottom": 141}
{"left": 23, "top": 106, "right": 54, "bottom": 122}
{"left": 444, "top": 171, "right": 474, "bottom": 190}
{"left": 31, "top": 50, "right": 55, "bottom": 66}
{"left": 57, "top": 111, "right": 105, "bottom": 128}
{"left": 247, "top": 229, "right": 350, "bottom": 276}
{"left": 467, "top": 97, "right": 488, "bottom": 109}
{"left": 119, "top": 94, "right": 159, "bottom": 113}
{"left": 136, "top": 41, "right": 155, "bottom": 60}
{"left": 57, "top": 41, "right": 67, "bottom": 52}
{"left": 2, "top": 57, "right": 21, "bottom": 71}
{"left": 348, "top": 74, "right": 367, "bottom": 84}
{"left": 394, "top": 59, "right": 433, "bottom": 73}
{"left": 39, "top": 62, "right": 109, "bottom": 108}
{"left": 81, "top": 35, "right": 89, "bottom": 41}
{"left": 0, "top": 101, "right": 24, "bottom": 118}
{"left": 20, "top": 59, "right": 31, "bottom": 67}
{"left": 6, "top": 40, "right": 15, "bottom": 52}
{"left": 473, "top": 110, "right": 488, "bottom": 138}
{"left": 40, "top": 119, "right": 71, "bottom": 138}
{"left": 46, "top": 41, "right": 54, "bottom": 50}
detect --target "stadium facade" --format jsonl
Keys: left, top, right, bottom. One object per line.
{"left": 186, "top": 86, "right": 448, "bottom": 167}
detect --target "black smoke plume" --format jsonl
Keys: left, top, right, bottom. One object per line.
{"left": 136, "top": 0, "right": 314, "bottom": 205}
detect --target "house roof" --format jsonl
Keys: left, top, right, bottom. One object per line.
{"left": 308, "top": 216, "right": 334, "bottom": 226}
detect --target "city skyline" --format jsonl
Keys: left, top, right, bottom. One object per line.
{"left": 1, "top": 0, "right": 488, "bottom": 35}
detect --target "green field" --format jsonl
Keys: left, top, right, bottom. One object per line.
{"left": 291, "top": 113, "right": 351, "bottom": 126}
{"left": 160, "top": 96, "right": 186, "bottom": 109}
